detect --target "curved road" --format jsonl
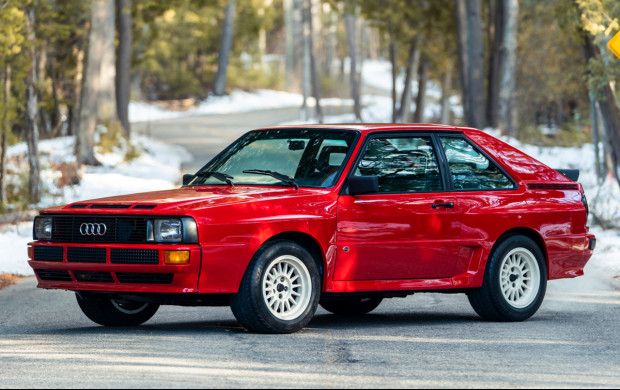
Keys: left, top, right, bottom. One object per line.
{"left": 2, "top": 108, "right": 619, "bottom": 387}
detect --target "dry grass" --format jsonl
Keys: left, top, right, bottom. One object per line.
{"left": 0, "top": 274, "right": 24, "bottom": 291}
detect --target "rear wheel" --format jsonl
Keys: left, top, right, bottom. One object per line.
{"left": 76, "top": 292, "right": 159, "bottom": 326}
{"left": 468, "top": 235, "right": 547, "bottom": 322}
{"left": 320, "top": 297, "right": 383, "bottom": 316}
{"left": 230, "top": 240, "right": 321, "bottom": 333}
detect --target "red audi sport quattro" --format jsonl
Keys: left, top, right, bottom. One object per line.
{"left": 28, "top": 124, "right": 595, "bottom": 333}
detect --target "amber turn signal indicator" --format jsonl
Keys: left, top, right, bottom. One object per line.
{"left": 164, "top": 250, "right": 190, "bottom": 265}
{"left": 27, "top": 246, "right": 33, "bottom": 259}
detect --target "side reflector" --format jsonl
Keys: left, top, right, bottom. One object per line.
{"left": 164, "top": 250, "right": 190, "bottom": 265}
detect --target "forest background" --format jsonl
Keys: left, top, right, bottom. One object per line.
{"left": 0, "top": 0, "right": 619, "bottom": 227}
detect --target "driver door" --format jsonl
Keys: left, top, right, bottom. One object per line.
{"left": 335, "top": 134, "right": 462, "bottom": 281}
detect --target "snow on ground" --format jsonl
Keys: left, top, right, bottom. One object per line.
{"left": 1, "top": 135, "right": 191, "bottom": 276}
{"left": 129, "top": 89, "right": 352, "bottom": 123}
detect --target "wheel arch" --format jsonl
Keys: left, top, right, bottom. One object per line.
{"left": 491, "top": 227, "right": 549, "bottom": 279}
{"left": 261, "top": 231, "right": 325, "bottom": 278}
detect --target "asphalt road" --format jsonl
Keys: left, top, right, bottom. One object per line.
{"left": 1, "top": 275, "right": 619, "bottom": 388}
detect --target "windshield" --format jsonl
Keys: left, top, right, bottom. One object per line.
{"left": 187, "top": 129, "right": 358, "bottom": 188}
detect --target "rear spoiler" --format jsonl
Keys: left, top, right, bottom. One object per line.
{"left": 555, "top": 169, "right": 579, "bottom": 182}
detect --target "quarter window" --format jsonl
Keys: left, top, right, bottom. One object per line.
{"left": 354, "top": 136, "right": 442, "bottom": 193}
{"left": 440, "top": 137, "right": 514, "bottom": 190}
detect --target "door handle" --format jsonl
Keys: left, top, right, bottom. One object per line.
{"left": 432, "top": 202, "right": 454, "bottom": 209}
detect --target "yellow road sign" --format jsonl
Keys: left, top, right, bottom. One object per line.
{"left": 609, "top": 30, "right": 620, "bottom": 60}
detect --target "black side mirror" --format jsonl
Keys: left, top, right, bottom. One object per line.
{"left": 183, "top": 174, "right": 195, "bottom": 185}
{"left": 348, "top": 176, "right": 379, "bottom": 195}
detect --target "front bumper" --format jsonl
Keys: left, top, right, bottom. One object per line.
{"left": 28, "top": 242, "right": 201, "bottom": 294}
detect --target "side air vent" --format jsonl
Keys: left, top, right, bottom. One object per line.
{"left": 527, "top": 183, "right": 579, "bottom": 191}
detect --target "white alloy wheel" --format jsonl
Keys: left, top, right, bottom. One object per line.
{"left": 499, "top": 247, "right": 541, "bottom": 309}
{"left": 262, "top": 255, "right": 312, "bottom": 321}
{"left": 111, "top": 299, "right": 150, "bottom": 315}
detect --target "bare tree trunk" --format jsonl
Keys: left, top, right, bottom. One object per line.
{"left": 324, "top": 6, "right": 337, "bottom": 78}
{"left": 497, "top": 0, "right": 518, "bottom": 136}
{"left": 301, "top": 0, "right": 311, "bottom": 121}
{"left": 400, "top": 36, "right": 421, "bottom": 123}
{"left": 305, "top": 0, "right": 323, "bottom": 123}
{"left": 98, "top": 0, "right": 117, "bottom": 123}
{"left": 346, "top": 12, "right": 362, "bottom": 122}
{"left": 0, "top": 64, "right": 10, "bottom": 204}
{"left": 440, "top": 66, "right": 453, "bottom": 124}
{"left": 590, "top": 94, "right": 602, "bottom": 182}
{"left": 487, "top": 0, "right": 500, "bottom": 128}
{"left": 116, "top": 0, "right": 132, "bottom": 136}
{"left": 455, "top": 0, "right": 485, "bottom": 129}
{"left": 26, "top": 7, "right": 41, "bottom": 203}
{"left": 77, "top": 1, "right": 107, "bottom": 166}
{"left": 284, "top": 0, "right": 294, "bottom": 91}
{"left": 69, "top": 34, "right": 86, "bottom": 137}
{"left": 413, "top": 58, "right": 429, "bottom": 123}
{"left": 214, "top": 0, "right": 236, "bottom": 96}
{"left": 388, "top": 21, "right": 397, "bottom": 122}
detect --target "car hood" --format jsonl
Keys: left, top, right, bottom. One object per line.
{"left": 42, "top": 185, "right": 329, "bottom": 215}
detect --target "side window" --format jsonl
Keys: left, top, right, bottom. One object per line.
{"left": 440, "top": 137, "right": 514, "bottom": 190}
{"left": 354, "top": 136, "right": 441, "bottom": 193}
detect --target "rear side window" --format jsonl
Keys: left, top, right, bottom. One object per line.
{"left": 440, "top": 137, "right": 514, "bottom": 190}
{"left": 354, "top": 136, "right": 442, "bottom": 193}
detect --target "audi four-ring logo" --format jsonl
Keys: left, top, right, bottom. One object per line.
{"left": 79, "top": 223, "right": 107, "bottom": 236}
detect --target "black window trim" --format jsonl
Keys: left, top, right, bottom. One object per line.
{"left": 340, "top": 130, "right": 461, "bottom": 195}
{"left": 436, "top": 134, "right": 519, "bottom": 192}
{"left": 185, "top": 128, "right": 362, "bottom": 190}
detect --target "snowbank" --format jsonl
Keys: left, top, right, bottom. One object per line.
{"left": 129, "top": 89, "right": 352, "bottom": 123}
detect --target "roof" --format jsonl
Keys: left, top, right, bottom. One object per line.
{"left": 256, "top": 123, "right": 478, "bottom": 134}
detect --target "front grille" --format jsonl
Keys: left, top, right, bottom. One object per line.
{"left": 67, "top": 247, "right": 106, "bottom": 263}
{"left": 34, "top": 246, "right": 64, "bottom": 262}
{"left": 50, "top": 216, "right": 148, "bottom": 244}
{"left": 111, "top": 249, "right": 159, "bottom": 265}
{"left": 35, "top": 269, "right": 72, "bottom": 281}
{"left": 116, "top": 273, "right": 173, "bottom": 284}
{"left": 74, "top": 271, "right": 114, "bottom": 283}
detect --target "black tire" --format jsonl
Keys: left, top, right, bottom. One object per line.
{"left": 467, "top": 235, "right": 547, "bottom": 322}
{"left": 230, "top": 240, "right": 321, "bottom": 334}
{"left": 76, "top": 292, "right": 159, "bottom": 326}
{"left": 320, "top": 297, "right": 383, "bottom": 316}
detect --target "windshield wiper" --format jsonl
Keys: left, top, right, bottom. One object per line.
{"left": 242, "top": 170, "right": 299, "bottom": 190}
{"left": 195, "top": 171, "right": 235, "bottom": 187}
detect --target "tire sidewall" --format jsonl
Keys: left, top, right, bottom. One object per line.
{"left": 487, "top": 236, "right": 547, "bottom": 321}
{"left": 247, "top": 241, "right": 321, "bottom": 333}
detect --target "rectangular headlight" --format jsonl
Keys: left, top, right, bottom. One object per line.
{"left": 33, "top": 217, "right": 53, "bottom": 241}
{"left": 154, "top": 219, "right": 182, "bottom": 242}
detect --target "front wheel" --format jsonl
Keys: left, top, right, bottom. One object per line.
{"left": 467, "top": 235, "right": 547, "bottom": 322}
{"left": 76, "top": 292, "right": 159, "bottom": 326}
{"left": 230, "top": 240, "right": 321, "bottom": 333}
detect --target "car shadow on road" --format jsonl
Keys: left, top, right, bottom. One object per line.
{"left": 18, "top": 310, "right": 490, "bottom": 337}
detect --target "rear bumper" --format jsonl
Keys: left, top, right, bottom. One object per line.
{"left": 28, "top": 242, "right": 201, "bottom": 293}
{"left": 547, "top": 233, "right": 596, "bottom": 280}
